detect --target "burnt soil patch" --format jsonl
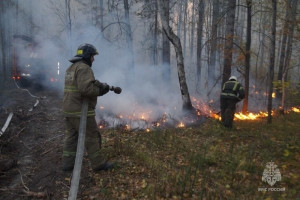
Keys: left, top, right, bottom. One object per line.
{"left": 0, "top": 87, "right": 94, "bottom": 199}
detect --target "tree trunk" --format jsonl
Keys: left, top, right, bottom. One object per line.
{"left": 162, "top": 0, "right": 170, "bottom": 81}
{"left": 267, "top": 0, "right": 277, "bottom": 124}
{"left": 123, "top": 0, "right": 135, "bottom": 74}
{"left": 177, "top": 0, "right": 183, "bottom": 39}
{"left": 153, "top": 0, "right": 158, "bottom": 66}
{"left": 65, "top": 0, "right": 72, "bottom": 54}
{"left": 222, "top": 0, "right": 236, "bottom": 86}
{"left": 242, "top": 0, "right": 252, "bottom": 113}
{"left": 280, "top": 0, "right": 297, "bottom": 111}
{"left": 0, "top": 0, "right": 5, "bottom": 91}
{"left": 256, "top": 4, "right": 266, "bottom": 88}
{"left": 158, "top": 0, "right": 193, "bottom": 111}
{"left": 277, "top": 1, "right": 289, "bottom": 82}
{"left": 189, "top": 0, "right": 196, "bottom": 59}
{"left": 208, "top": 0, "right": 219, "bottom": 88}
{"left": 183, "top": 0, "right": 188, "bottom": 56}
{"left": 99, "top": 0, "right": 104, "bottom": 31}
{"left": 196, "top": 0, "right": 205, "bottom": 90}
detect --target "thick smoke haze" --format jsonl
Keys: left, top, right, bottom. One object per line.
{"left": 2, "top": 0, "right": 286, "bottom": 128}
{"left": 6, "top": 0, "right": 191, "bottom": 128}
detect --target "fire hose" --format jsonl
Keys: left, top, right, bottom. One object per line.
{"left": 67, "top": 98, "right": 88, "bottom": 200}
{"left": 67, "top": 86, "right": 121, "bottom": 200}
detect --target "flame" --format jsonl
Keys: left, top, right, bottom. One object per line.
{"left": 272, "top": 92, "right": 276, "bottom": 98}
{"left": 99, "top": 125, "right": 103, "bottom": 129}
{"left": 177, "top": 122, "right": 185, "bottom": 128}
{"left": 146, "top": 128, "right": 150, "bottom": 132}
{"left": 234, "top": 111, "right": 268, "bottom": 120}
{"left": 292, "top": 107, "right": 300, "bottom": 113}
{"left": 153, "top": 122, "right": 160, "bottom": 127}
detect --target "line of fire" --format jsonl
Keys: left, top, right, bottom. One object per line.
{"left": 97, "top": 93, "right": 300, "bottom": 131}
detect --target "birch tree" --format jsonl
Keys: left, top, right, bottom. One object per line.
{"left": 158, "top": 0, "right": 193, "bottom": 111}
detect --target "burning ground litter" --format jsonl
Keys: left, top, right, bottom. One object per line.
{"left": 96, "top": 95, "right": 300, "bottom": 130}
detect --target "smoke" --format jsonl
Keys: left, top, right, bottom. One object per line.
{"left": 7, "top": 0, "right": 283, "bottom": 129}
{"left": 3, "top": 0, "right": 195, "bottom": 128}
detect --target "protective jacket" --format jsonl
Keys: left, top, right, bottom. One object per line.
{"left": 62, "top": 60, "right": 108, "bottom": 117}
{"left": 221, "top": 80, "right": 245, "bottom": 101}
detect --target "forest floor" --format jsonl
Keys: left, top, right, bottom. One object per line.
{"left": 0, "top": 84, "right": 299, "bottom": 200}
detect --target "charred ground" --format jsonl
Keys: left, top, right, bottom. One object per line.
{"left": 0, "top": 85, "right": 94, "bottom": 199}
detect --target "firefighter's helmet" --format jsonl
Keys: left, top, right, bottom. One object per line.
{"left": 229, "top": 76, "right": 237, "bottom": 81}
{"left": 75, "top": 43, "right": 99, "bottom": 59}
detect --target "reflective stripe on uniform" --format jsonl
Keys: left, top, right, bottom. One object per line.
{"left": 63, "top": 110, "right": 95, "bottom": 117}
{"left": 63, "top": 150, "right": 76, "bottom": 157}
{"left": 64, "top": 85, "right": 79, "bottom": 92}
{"left": 221, "top": 92, "right": 242, "bottom": 100}
{"left": 232, "top": 82, "right": 239, "bottom": 92}
{"left": 221, "top": 92, "right": 237, "bottom": 97}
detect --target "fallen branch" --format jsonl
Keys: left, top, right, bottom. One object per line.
{"left": 41, "top": 148, "right": 53, "bottom": 155}
{"left": 22, "top": 189, "right": 47, "bottom": 198}
{"left": 18, "top": 169, "right": 29, "bottom": 191}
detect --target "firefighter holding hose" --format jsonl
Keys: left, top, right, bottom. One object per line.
{"left": 220, "top": 76, "right": 245, "bottom": 128}
{"left": 62, "top": 43, "right": 122, "bottom": 172}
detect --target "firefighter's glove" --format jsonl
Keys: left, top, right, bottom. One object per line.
{"left": 109, "top": 86, "right": 122, "bottom": 94}
{"left": 98, "top": 83, "right": 110, "bottom": 96}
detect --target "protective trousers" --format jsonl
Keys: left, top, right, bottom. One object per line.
{"left": 220, "top": 98, "right": 237, "bottom": 128}
{"left": 62, "top": 117, "right": 106, "bottom": 170}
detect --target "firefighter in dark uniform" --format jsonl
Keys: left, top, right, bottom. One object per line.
{"left": 220, "top": 76, "right": 245, "bottom": 128}
{"left": 62, "top": 43, "right": 122, "bottom": 172}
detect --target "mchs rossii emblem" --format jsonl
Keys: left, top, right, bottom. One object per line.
{"left": 262, "top": 161, "right": 281, "bottom": 186}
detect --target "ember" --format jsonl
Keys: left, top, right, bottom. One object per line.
{"left": 177, "top": 122, "right": 185, "bottom": 128}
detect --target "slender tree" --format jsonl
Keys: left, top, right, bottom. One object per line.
{"left": 0, "top": 0, "right": 5, "bottom": 91}
{"left": 242, "top": 0, "right": 252, "bottom": 113}
{"left": 183, "top": 0, "right": 188, "bottom": 56}
{"left": 189, "top": 0, "right": 196, "bottom": 58}
{"left": 277, "top": 0, "right": 289, "bottom": 83}
{"left": 162, "top": 0, "right": 171, "bottom": 81}
{"left": 123, "top": 0, "right": 135, "bottom": 74}
{"left": 99, "top": 0, "right": 104, "bottom": 31}
{"left": 280, "top": 0, "right": 297, "bottom": 111}
{"left": 208, "top": 0, "right": 219, "bottom": 88}
{"left": 177, "top": 0, "right": 183, "bottom": 39}
{"left": 267, "top": 0, "right": 277, "bottom": 124}
{"left": 196, "top": 0, "right": 205, "bottom": 89}
{"left": 158, "top": 0, "right": 193, "bottom": 111}
{"left": 222, "top": 0, "right": 236, "bottom": 86}
{"left": 153, "top": 0, "right": 158, "bottom": 66}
